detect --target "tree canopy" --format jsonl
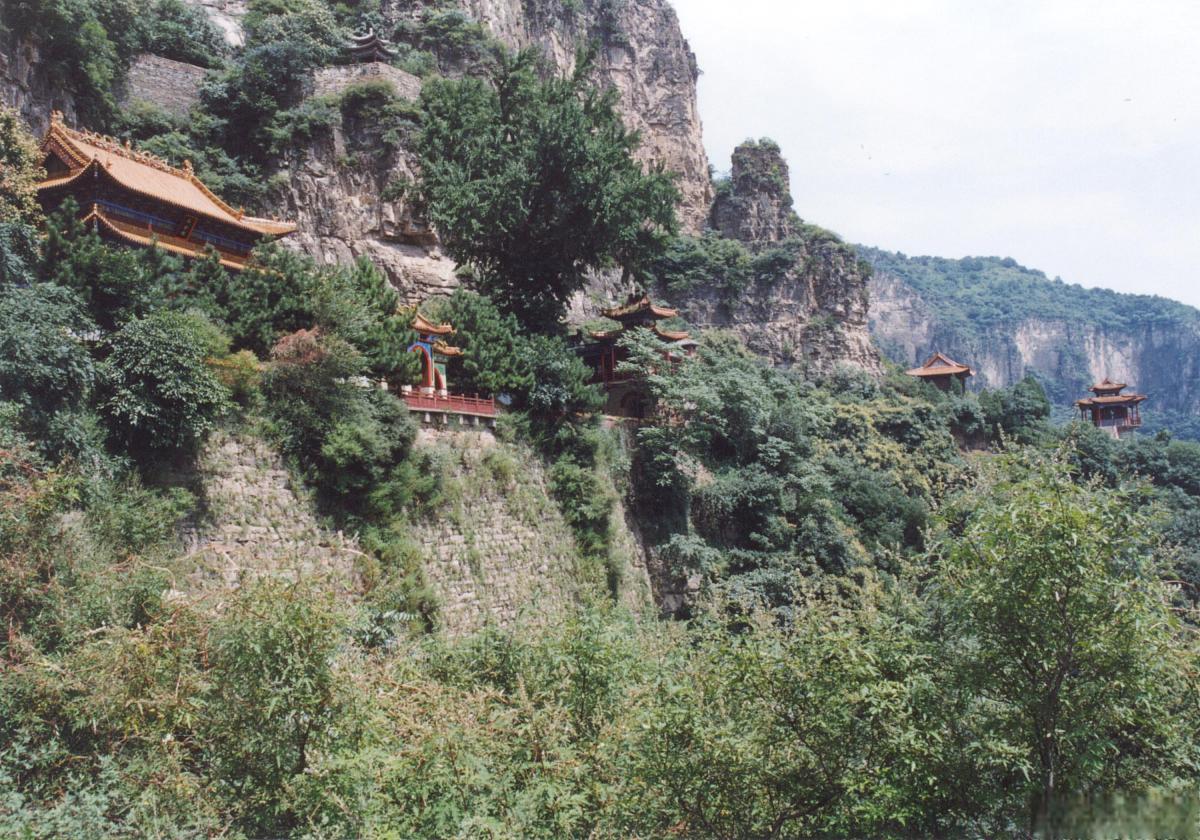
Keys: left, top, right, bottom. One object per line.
{"left": 418, "top": 49, "right": 678, "bottom": 330}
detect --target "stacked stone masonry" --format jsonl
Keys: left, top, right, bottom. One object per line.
{"left": 120, "top": 54, "right": 207, "bottom": 118}
{"left": 179, "top": 431, "right": 364, "bottom": 598}
{"left": 412, "top": 428, "right": 653, "bottom": 633}
{"left": 412, "top": 429, "right": 581, "bottom": 633}
{"left": 313, "top": 63, "right": 423, "bottom": 102}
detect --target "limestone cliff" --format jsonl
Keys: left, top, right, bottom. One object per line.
{"left": 866, "top": 252, "right": 1200, "bottom": 424}
{"left": 660, "top": 140, "right": 881, "bottom": 375}
{"left": 191, "top": 0, "right": 711, "bottom": 235}
{"left": 0, "top": 33, "right": 78, "bottom": 134}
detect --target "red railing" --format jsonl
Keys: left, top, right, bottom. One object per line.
{"left": 403, "top": 392, "right": 497, "bottom": 417}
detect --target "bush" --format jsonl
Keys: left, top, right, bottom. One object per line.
{"left": 141, "top": 0, "right": 229, "bottom": 68}
{"left": 98, "top": 310, "right": 232, "bottom": 456}
{"left": 0, "top": 284, "right": 96, "bottom": 455}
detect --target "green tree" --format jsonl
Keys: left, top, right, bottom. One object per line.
{"left": 418, "top": 49, "right": 678, "bottom": 330}
{"left": 931, "top": 452, "right": 1199, "bottom": 830}
{"left": 99, "top": 310, "right": 232, "bottom": 455}
{"left": 979, "top": 374, "right": 1051, "bottom": 443}
{"left": 0, "top": 284, "right": 97, "bottom": 456}
{"left": 0, "top": 104, "right": 42, "bottom": 227}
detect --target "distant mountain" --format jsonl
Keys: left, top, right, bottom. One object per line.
{"left": 863, "top": 247, "right": 1200, "bottom": 438}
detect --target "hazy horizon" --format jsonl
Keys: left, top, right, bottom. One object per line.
{"left": 672, "top": 0, "right": 1200, "bottom": 309}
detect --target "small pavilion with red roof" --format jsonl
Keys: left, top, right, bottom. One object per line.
{"left": 401, "top": 312, "right": 496, "bottom": 425}
{"left": 905, "top": 351, "right": 974, "bottom": 392}
{"left": 1075, "top": 378, "right": 1145, "bottom": 439}
{"left": 578, "top": 292, "right": 696, "bottom": 418}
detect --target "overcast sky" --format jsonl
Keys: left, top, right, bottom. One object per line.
{"left": 671, "top": 0, "right": 1200, "bottom": 308}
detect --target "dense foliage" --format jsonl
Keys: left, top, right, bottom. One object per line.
{"left": 2, "top": 2, "right": 1200, "bottom": 832}
{"left": 863, "top": 246, "right": 1199, "bottom": 335}
{"left": 418, "top": 49, "right": 678, "bottom": 329}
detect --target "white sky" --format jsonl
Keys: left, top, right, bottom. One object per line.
{"left": 671, "top": 0, "right": 1200, "bottom": 307}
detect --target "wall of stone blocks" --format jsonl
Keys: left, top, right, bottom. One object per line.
{"left": 312, "top": 62, "right": 423, "bottom": 102}
{"left": 178, "top": 431, "right": 364, "bottom": 599}
{"left": 120, "top": 54, "right": 207, "bottom": 118}
{"left": 412, "top": 428, "right": 653, "bottom": 634}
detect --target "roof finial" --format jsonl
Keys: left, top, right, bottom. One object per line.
{"left": 50, "top": 110, "right": 64, "bottom": 125}
{"left": 183, "top": 159, "right": 194, "bottom": 175}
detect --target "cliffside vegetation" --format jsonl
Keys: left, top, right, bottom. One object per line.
{"left": 3, "top": 0, "right": 1200, "bottom": 835}
{"left": 865, "top": 246, "right": 1200, "bottom": 437}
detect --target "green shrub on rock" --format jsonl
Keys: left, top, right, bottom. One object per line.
{"left": 98, "top": 310, "right": 232, "bottom": 456}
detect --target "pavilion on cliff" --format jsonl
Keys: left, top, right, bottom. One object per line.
{"left": 401, "top": 312, "right": 496, "bottom": 425}
{"left": 36, "top": 112, "right": 295, "bottom": 270}
{"left": 347, "top": 29, "right": 397, "bottom": 63}
{"left": 1075, "top": 378, "right": 1146, "bottom": 439}
{"left": 577, "top": 292, "right": 697, "bottom": 418}
{"left": 905, "top": 351, "right": 974, "bottom": 392}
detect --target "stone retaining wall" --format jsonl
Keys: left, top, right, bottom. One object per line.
{"left": 412, "top": 429, "right": 580, "bottom": 633}
{"left": 178, "top": 431, "right": 363, "bottom": 598}
{"left": 312, "top": 62, "right": 422, "bottom": 101}
{"left": 411, "top": 427, "right": 654, "bottom": 633}
{"left": 121, "top": 54, "right": 207, "bottom": 118}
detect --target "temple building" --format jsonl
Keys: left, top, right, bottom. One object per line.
{"left": 1075, "top": 378, "right": 1146, "bottom": 439}
{"left": 36, "top": 112, "right": 295, "bottom": 270}
{"left": 578, "top": 293, "right": 696, "bottom": 418}
{"left": 402, "top": 312, "right": 496, "bottom": 425}
{"left": 905, "top": 351, "right": 974, "bottom": 392}
{"left": 347, "top": 29, "right": 397, "bottom": 63}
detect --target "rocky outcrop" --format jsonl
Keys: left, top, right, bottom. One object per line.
{"left": 662, "top": 141, "right": 881, "bottom": 375}
{"left": 183, "top": 0, "right": 248, "bottom": 47}
{"left": 711, "top": 139, "right": 795, "bottom": 243}
{"left": 188, "top": 0, "right": 705, "bottom": 290}
{"left": 869, "top": 268, "right": 1200, "bottom": 413}
{"left": 269, "top": 91, "right": 462, "bottom": 304}
{"left": 0, "top": 34, "right": 78, "bottom": 135}
{"left": 429, "top": 0, "right": 713, "bottom": 230}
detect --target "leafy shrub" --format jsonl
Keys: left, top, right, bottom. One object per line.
{"left": 142, "top": 0, "right": 229, "bottom": 68}
{"left": 98, "top": 310, "right": 232, "bottom": 456}
{"left": 0, "top": 284, "right": 96, "bottom": 454}
{"left": 0, "top": 105, "right": 43, "bottom": 227}
{"left": 209, "top": 349, "right": 262, "bottom": 406}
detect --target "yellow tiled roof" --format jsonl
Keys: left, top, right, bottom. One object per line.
{"left": 39, "top": 115, "right": 295, "bottom": 238}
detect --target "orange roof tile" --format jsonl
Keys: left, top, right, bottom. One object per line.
{"left": 653, "top": 324, "right": 691, "bottom": 342}
{"left": 1076, "top": 393, "right": 1146, "bottom": 407}
{"left": 38, "top": 116, "right": 295, "bottom": 238}
{"left": 432, "top": 341, "right": 463, "bottom": 357}
{"left": 601, "top": 293, "right": 678, "bottom": 321}
{"left": 905, "top": 351, "right": 973, "bottom": 378}
{"left": 412, "top": 313, "right": 454, "bottom": 336}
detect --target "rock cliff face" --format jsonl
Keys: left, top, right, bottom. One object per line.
{"left": 269, "top": 72, "right": 464, "bottom": 305}
{"left": 0, "top": 34, "right": 78, "bottom": 134}
{"left": 672, "top": 141, "right": 881, "bottom": 375}
{"left": 456, "top": 0, "right": 713, "bottom": 231}
{"left": 869, "top": 267, "right": 1200, "bottom": 416}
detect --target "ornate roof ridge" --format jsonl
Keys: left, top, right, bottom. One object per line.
{"left": 51, "top": 112, "right": 184, "bottom": 177}
{"left": 43, "top": 112, "right": 296, "bottom": 236}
